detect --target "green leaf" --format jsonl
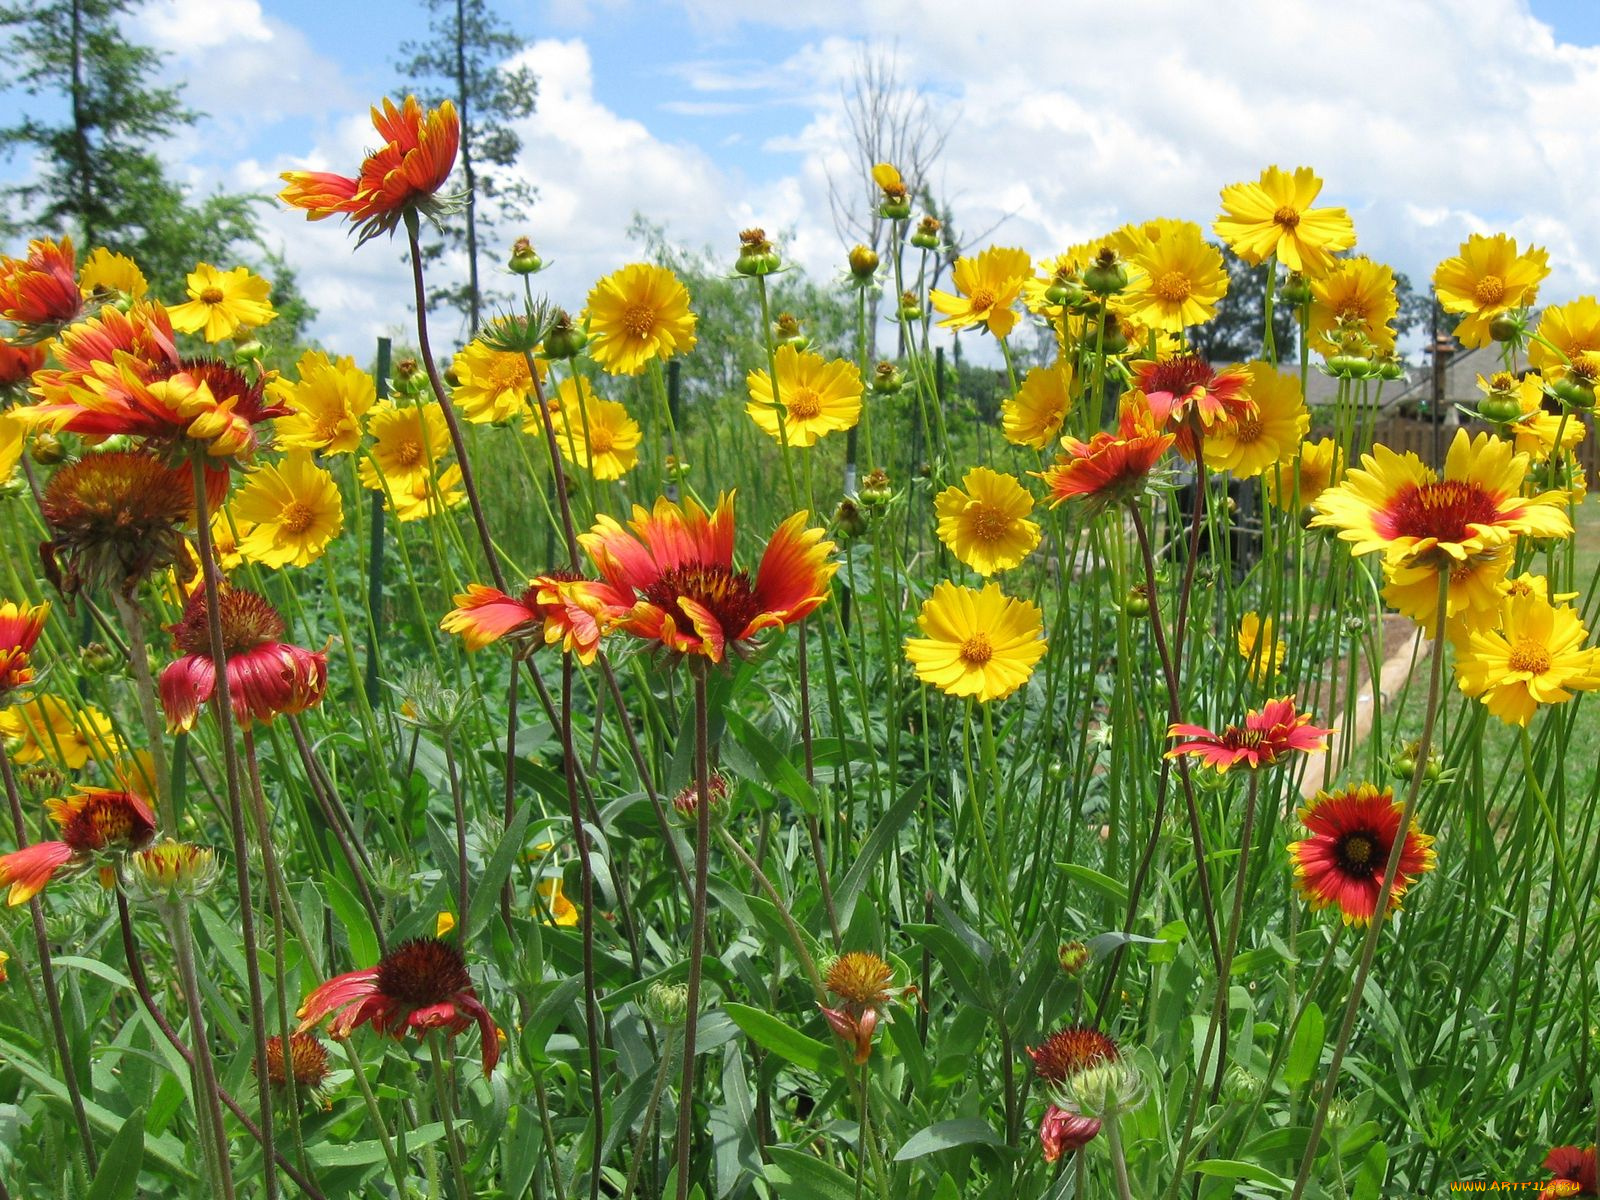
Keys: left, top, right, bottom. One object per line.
{"left": 763, "top": 1147, "right": 856, "bottom": 1200}
{"left": 469, "top": 801, "right": 532, "bottom": 938}
{"left": 1284, "top": 1001, "right": 1324, "bottom": 1090}
{"left": 724, "top": 710, "right": 818, "bottom": 814}
{"left": 1352, "top": 1141, "right": 1389, "bottom": 1200}
{"left": 323, "top": 871, "right": 379, "bottom": 966}
{"left": 894, "top": 1117, "right": 1004, "bottom": 1161}
{"left": 723, "top": 1003, "right": 833, "bottom": 1074}
{"left": 904, "top": 924, "right": 992, "bottom": 1012}
{"left": 1058, "top": 863, "right": 1128, "bottom": 903}
{"left": 85, "top": 1107, "right": 144, "bottom": 1200}
{"left": 309, "top": 1122, "right": 445, "bottom": 1167}
{"left": 1189, "top": 1159, "right": 1292, "bottom": 1191}
{"left": 834, "top": 772, "right": 928, "bottom": 929}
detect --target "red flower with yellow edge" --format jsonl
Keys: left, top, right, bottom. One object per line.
{"left": 0, "top": 601, "right": 48, "bottom": 700}
{"left": 29, "top": 302, "right": 178, "bottom": 408}
{"left": 0, "top": 787, "right": 156, "bottom": 905}
{"left": 159, "top": 585, "right": 328, "bottom": 732}
{"left": 1288, "top": 783, "right": 1436, "bottom": 926}
{"left": 1167, "top": 696, "right": 1332, "bottom": 772}
{"left": 280, "top": 96, "right": 460, "bottom": 244}
{"left": 1541, "top": 1146, "right": 1597, "bottom": 1198}
{"left": 1034, "top": 397, "right": 1173, "bottom": 515}
{"left": 297, "top": 936, "right": 499, "bottom": 1075}
{"left": 0, "top": 340, "right": 46, "bottom": 388}
{"left": 1130, "top": 353, "right": 1253, "bottom": 457}
{"left": 440, "top": 572, "right": 624, "bottom": 665}
{"left": 578, "top": 492, "right": 836, "bottom": 664}
{"left": 0, "top": 237, "right": 82, "bottom": 330}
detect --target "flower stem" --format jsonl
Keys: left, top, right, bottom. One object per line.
{"left": 343, "top": 1038, "right": 408, "bottom": 1197}
{"left": 108, "top": 591, "right": 171, "bottom": 818}
{"left": 621, "top": 1031, "right": 678, "bottom": 1200}
{"left": 429, "top": 1034, "right": 471, "bottom": 1200}
{"left": 676, "top": 666, "right": 714, "bottom": 1200}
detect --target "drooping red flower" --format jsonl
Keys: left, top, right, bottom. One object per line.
{"left": 0, "top": 237, "right": 82, "bottom": 329}
{"left": 159, "top": 585, "right": 327, "bottom": 732}
{"left": 1289, "top": 783, "right": 1436, "bottom": 925}
{"left": 280, "top": 96, "right": 460, "bottom": 243}
{"left": 297, "top": 936, "right": 499, "bottom": 1075}
{"left": 38, "top": 450, "right": 196, "bottom": 596}
{"left": 817, "top": 951, "right": 905, "bottom": 1065}
{"left": 0, "top": 787, "right": 157, "bottom": 905}
{"left": 1034, "top": 396, "right": 1173, "bottom": 514}
{"left": 1131, "top": 354, "right": 1253, "bottom": 458}
{"left": 1167, "top": 695, "right": 1332, "bottom": 772}
{"left": 440, "top": 571, "right": 625, "bottom": 666}
{"left": 0, "top": 340, "right": 46, "bottom": 388}
{"left": 578, "top": 491, "right": 836, "bottom": 664}
{"left": 1541, "top": 1146, "right": 1597, "bottom": 1198}
{"left": 0, "top": 601, "right": 49, "bottom": 700}
{"left": 1039, "top": 1104, "right": 1102, "bottom": 1162}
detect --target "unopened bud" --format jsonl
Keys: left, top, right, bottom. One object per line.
{"left": 29, "top": 432, "right": 64, "bottom": 465}
{"left": 871, "top": 361, "right": 904, "bottom": 395}
{"left": 79, "top": 642, "right": 115, "bottom": 674}
{"left": 644, "top": 980, "right": 691, "bottom": 1028}
{"left": 509, "top": 237, "right": 543, "bottom": 275}
{"left": 672, "top": 770, "right": 730, "bottom": 822}
{"left": 1057, "top": 941, "right": 1089, "bottom": 976}
{"left": 834, "top": 497, "right": 868, "bottom": 537}
{"left": 848, "top": 245, "right": 880, "bottom": 282}
{"left": 898, "top": 290, "right": 922, "bottom": 322}
{"left": 543, "top": 309, "right": 588, "bottom": 360}
{"left": 124, "top": 839, "right": 220, "bottom": 901}
{"left": 1081, "top": 249, "right": 1128, "bottom": 296}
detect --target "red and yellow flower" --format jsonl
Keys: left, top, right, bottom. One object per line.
{"left": 1167, "top": 696, "right": 1332, "bottom": 773}
{"left": 280, "top": 96, "right": 460, "bottom": 243}
{"left": 0, "top": 787, "right": 157, "bottom": 905}
{"left": 1288, "top": 783, "right": 1435, "bottom": 925}
{"left": 0, "top": 601, "right": 48, "bottom": 700}
{"left": 817, "top": 951, "right": 910, "bottom": 1065}
{"left": 1034, "top": 397, "right": 1173, "bottom": 514}
{"left": 0, "top": 237, "right": 82, "bottom": 329}
{"left": 159, "top": 585, "right": 328, "bottom": 732}
{"left": 1539, "top": 1146, "right": 1596, "bottom": 1199}
{"left": 441, "top": 573, "right": 623, "bottom": 666}
{"left": 1129, "top": 354, "right": 1253, "bottom": 459}
{"left": 298, "top": 936, "right": 499, "bottom": 1075}
{"left": 577, "top": 492, "right": 835, "bottom": 664}
{"left": 1027, "top": 1025, "right": 1120, "bottom": 1161}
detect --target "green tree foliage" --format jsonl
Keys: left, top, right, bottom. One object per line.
{"left": 1187, "top": 245, "right": 1297, "bottom": 363}
{"left": 0, "top": 0, "right": 313, "bottom": 346}
{"left": 396, "top": 0, "right": 537, "bottom": 336}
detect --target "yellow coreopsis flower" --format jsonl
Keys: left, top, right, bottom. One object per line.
{"left": 273, "top": 350, "right": 376, "bottom": 455}
{"left": 930, "top": 246, "right": 1032, "bottom": 338}
{"left": 389, "top": 464, "right": 466, "bottom": 522}
{"left": 1385, "top": 544, "right": 1512, "bottom": 639}
{"left": 543, "top": 376, "right": 642, "bottom": 480}
{"left": 452, "top": 339, "right": 547, "bottom": 424}
{"left": 78, "top": 248, "right": 147, "bottom": 300}
{"left": 1205, "top": 363, "right": 1309, "bottom": 479}
{"left": 1529, "top": 295, "right": 1600, "bottom": 381}
{"left": 359, "top": 401, "right": 449, "bottom": 491}
{"left": 745, "top": 345, "right": 862, "bottom": 448}
{"left": 0, "top": 695, "right": 117, "bottom": 768}
{"left": 167, "top": 263, "right": 277, "bottom": 342}
{"left": 1002, "top": 363, "right": 1074, "bottom": 449}
{"left": 1214, "top": 166, "right": 1355, "bottom": 277}
{"left": 0, "top": 410, "right": 24, "bottom": 483}
{"left": 1122, "top": 220, "right": 1228, "bottom": 332}
{"left": 1308, "top": 256, "right": 1398, "bottom": 356}
{"left": 934, "top": 467, "right": 1041, "bottom": 577}
{"left": 209, "top": 510, "right": 245, "bottom": 571}
{"left": 904, "top": 581, "right": 1046, "bottom": 702}
{"left": 1433, "top": 233, "right": 1549, "bottom": 349}
{"left": 232, "top": 452, "right": 344, "bottom": 568}
{"left": 536, "top": 877, "right": 580, "bottom": 926}
{"left": 1265, "top": 436, "right": 1342, "bottom": 512}
{"left": 1455, "top": 589, "right": 1600, "bottom": 725}
{"left": 585, "top": 263, "right": 698, "bottom": 376}
{"left": 1237, "top": 612, "right": 1286, "bottom": 685}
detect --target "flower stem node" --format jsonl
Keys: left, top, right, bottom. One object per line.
{"left": 735, "top": 229, "right": 782, "bottom": 277}
{"left": 509, "top": 237, "right": 544, "bottom": 275}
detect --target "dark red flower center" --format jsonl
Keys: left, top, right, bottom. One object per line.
{"left": 375, "top": 938, "right": 472, "bottom": 1007}
{"left": 1137, "top": 354, "right": 1216, "bottom": 399}
{"left": 643, "top": 564, "right": 762, "bottom": 638}
{"left": 171, "top": 586, "right": 286, "bottom": 657}
{"left": 1027, "top": 1025, "right": 1119, "bottom": 1083}
{"left": 1219, "top": 727, "right": 1267, "bottom": 752}
{"left": 1334, "top": 830, "right": 1384, "bottom": 877}
{"left": 62, "top": 793, "right": 155, "bottom": 853}
{"left": 1381, "top": 480, "right": 1500, "bottom": 544}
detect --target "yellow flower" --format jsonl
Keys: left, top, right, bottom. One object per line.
{"left": 0, "top": 410, "right": 24, "bottom": 483}
{"left": 1237, "top": 612, "right": 1286, "bottom": 685}
{"left": 273, "top": 350, "right": 375, "bottom": 455}
{"left": 232, "top": 452, "right": 344, "bottom": 568}
{"left": 585, "top": 263, "right": 698, "bottom": 376}
{"left": 745, "top": 345, "right": 862, "bottom": 448}
{"left": 1003, "top": 363, "right": 1075, "bottom": 449}
{"left": 359, "top": 401, "right": 449, "bottom": 491}
{"left": 1529, "top": 296, "right": 1600, "bottom": 381}
{"left": 542, "top": 376, "right": 641, "bottom": 480}
{"left": 1454, "top": 589, "right": 1600, "bottom": 725}
{"left": 1433, "top": 233, "right": 1549, "bottom": 349}
{"left": 0, "top": 695, "right": 118, "bottom": 768}
{"left": 1206, "top": 363, "right": 1309, "bottom": 479}
{"left": 904, "top": 581, "right": 1046, "bottom": 703}
{"left": 536, "top": 877, "right": 579, "bottom": 926}
{"left": 167, "top": 263, "right": 277, "bottom": 342}
{"left": 1478, "top": 371, "right": 1582, "bottom": 462}
{"left": 435, "top": 911, "right": 456, "bottom": 938}
{"left": 0, "top": 948, "right": 8, "bottom": 983}
{"left": 389, "top": 465, "right": 466, "bottom": 522}
{"left": 208, "top": 511, "right": 245, "bottom": 571}
{"left": 930, "top": 246, "right": 1032, "bottom": 338}
{"left": 934, "top": 467, "right": 1040, "bottom": 577}
{"left": 1265, "top": 437, "right": 1342, "bottom": 512}
{"left": 1214, "top": 166, "right": 1356, "bottom": 277}
{"left": 1122, "top": 220, "right": 1228, "bottom": 332}
{"left": 1384, "top": 544, "right": 1512, "bottom": 640}
{"left": 1308, "top": 257, "right": 1398, "bottom": 356}
{"left": 77, "top": 248, "right": 147, "bottom": 300}
{"left": 452, "top": 339, "right": 546, "bottom": 424}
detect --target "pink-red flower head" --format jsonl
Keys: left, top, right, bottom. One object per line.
{"left": 0, "top": 601, "right": 48, "bottom": 700}
{"left": 1167, "top": 696, "right": 1332, "bottom": 772}
{"left": 0, "top": 787, "right": 156, "bottom": 905}
{"left": 0, "top": 237, "right": 82, "bottom": 330}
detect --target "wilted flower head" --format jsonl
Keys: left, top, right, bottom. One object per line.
{"left": 818, "top": 950, "right": 910, "bottom": 1064}
{"left": 38, "top": 451, "right": 196, "bottom": 597}
{"left": 671, "top": 770, "right": 731, "bottom": 822}
{"left": 123, "top": 839, "right": 219, "bottom": 901}
{"left": 258, "top": 1032, "right": 333, "bottom": 1105}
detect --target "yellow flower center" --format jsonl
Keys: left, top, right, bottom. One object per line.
{"left": 314, "top": 415, "right": 344, "bottom": 443}
{"left": 1272, "top": 206, "right": 1301, "bottom": 230}
{"left": 1473, "top": 275, "right": 1506, "bottom": 307}
{"left": 280, "top": 501, "right": 315, "bottom": 535}
{"left": 623, "top": 303, "right": 657, "bottom": 339}
{"left": 969, "top": 288, "right": 996, "bottom": 312}
{"left": 968, "top": 503, "right": 1010, "bottom": 543}
{"left": 959, "top": 633, "right": 993, "bottom": 666}
{"left": 394, "top": 438, "right": 425, "bottom": 467}
{"left": 1153, "top": 270, "right": 1192, "bottom": 303}
{"left": 200, "top": 286, "right": 226, "bottom": 305}
{"left": 1232, "top": 418, "right": 1263, "bottom": 444}
{"left": 787, "top": 387, "right": 823, "bottom": 420}
{"left": 587, "top": 425, "right": 615, "bottom": 455}
{"left": 1507, "top": 637, "right": 1552, "bottom": 676}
